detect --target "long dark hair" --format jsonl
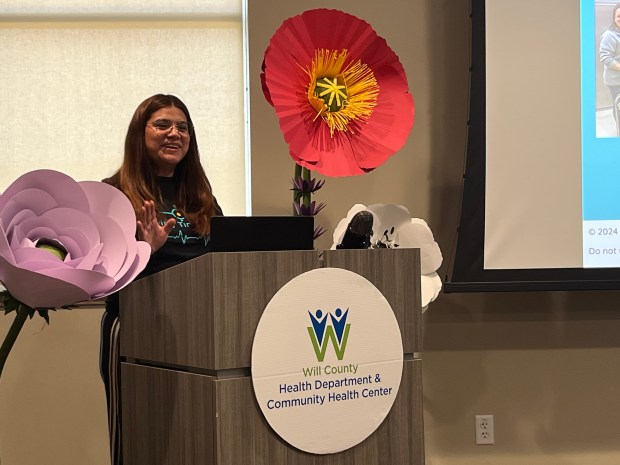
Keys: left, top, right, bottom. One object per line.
{"left": 108, "top": 94, "right": 218, "bottom": 235}
{"left": 610, "top": 3, "right": 620, "bottom": 30}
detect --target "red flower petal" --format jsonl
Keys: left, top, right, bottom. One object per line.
{"left": 262, "top": 9, "right": 414, "bottom": 177}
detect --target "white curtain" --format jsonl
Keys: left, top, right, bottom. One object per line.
{"left": 0, "top": 0, "right": 247, "bottom": 215}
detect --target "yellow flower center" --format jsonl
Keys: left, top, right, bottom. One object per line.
{"left": 315, "top": 77, "right": 348, "bottom": 112}
{"left": 306, "top": 49, "right": 379, "bottom": 136}
{"left": 35, "top": 238, "right": 67, "bottom": 261}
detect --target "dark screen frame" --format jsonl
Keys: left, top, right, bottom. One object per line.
{"left": 444, "top": 0, "right": 620, "bottom": 292}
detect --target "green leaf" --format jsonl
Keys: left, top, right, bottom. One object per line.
{"left": 36, "top": 309, "right": 54, "bottom": 325}
{"left": 1, "top": 290, "right": 56, "bottom": 324}
{"left": 1, "top": 290, "right": 22, "bottom": 314}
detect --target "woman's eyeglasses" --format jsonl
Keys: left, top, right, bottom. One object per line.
{"left": 149, "top": 119, "right": 191, "bottom": 137}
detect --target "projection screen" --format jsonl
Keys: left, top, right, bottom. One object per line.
{"left": 446, "top": 0, "right": 620, "bottom": 291}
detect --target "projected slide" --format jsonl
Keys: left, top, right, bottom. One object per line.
{"left": 583, "top": 0, "right": 620, "bottom": 267}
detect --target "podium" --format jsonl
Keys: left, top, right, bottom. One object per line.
{"left": 120, "top": 248, "right": 424, "bottom": 464}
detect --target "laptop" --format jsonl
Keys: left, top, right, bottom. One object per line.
{"left": 209, "top": 216, "right": 314, "bottom": 252}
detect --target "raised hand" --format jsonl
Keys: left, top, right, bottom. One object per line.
{"left": 136, "top": 200, "right": 176, "bottom": 254}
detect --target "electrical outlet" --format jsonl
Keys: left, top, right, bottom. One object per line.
{"left": 475, "top": 414, "right": 494, "bottom": 445}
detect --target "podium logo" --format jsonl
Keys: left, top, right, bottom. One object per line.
{"left": 307, "top": 308, "right": 350, "bottom": 362}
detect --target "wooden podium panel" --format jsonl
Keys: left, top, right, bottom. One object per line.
{"left": 121, "top": 249, "right": 424, "bottom": 464}
{"left": 322, "top": 249, "right": 422, "bottom": 354}
{"left": 121, "top": 360, "right": 423, "bottom": 465}
{"left": 121, "top": 250, "right": 320, "bottom": 370}
{"left": 121, "top": 363, "right": 216, "bottom": 464}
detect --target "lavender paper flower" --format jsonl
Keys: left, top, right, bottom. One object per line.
{"left": 0, "top": 169, "right": 151, "bottom": 309}
{"left": 331, "top": 204, "right": 443, "bottom": 311}
{"left": 293, "top": 200, "right": 326, "bottom": 217}
{"left": 290, "top": 177, "right": 325, "bottom": 197}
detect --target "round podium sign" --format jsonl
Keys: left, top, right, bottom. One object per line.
{"left": 251, "top": 268, "right": 403, "bottom": 454}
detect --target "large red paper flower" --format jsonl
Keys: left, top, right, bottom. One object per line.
{"left": 261, "top": 9, "right": 414, "bottom": 177}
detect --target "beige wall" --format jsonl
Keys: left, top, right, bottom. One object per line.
{"left": 2, "top": 0, "right": 620, "bottom": 464}
{"left": 0, "top": 307, "right": 110, "bottom": 464}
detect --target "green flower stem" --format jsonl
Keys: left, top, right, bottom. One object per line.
{"left": 0, "top": 304, "right": 29, "bottom": 380}
{"left": 293, "top": 163, "right": 302, "bottom": 215}
{"left": 302, "top": 167, "right": 311, "bottom": 208}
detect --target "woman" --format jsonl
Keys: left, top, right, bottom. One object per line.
{"left": 100, "top": 94, "right": 222, "bottom": 464}
{"left": 600, "top": 3, "right": 620, "bottom": 126}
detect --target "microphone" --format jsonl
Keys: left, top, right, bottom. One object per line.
{"left": 336, "top": 211, "right": 373, "bottom": 249}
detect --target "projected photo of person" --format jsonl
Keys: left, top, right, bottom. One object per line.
{"left": 597, "top": 2, "right": 620, "bottom": 137}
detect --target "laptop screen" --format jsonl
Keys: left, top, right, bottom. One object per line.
{"left": 208, "top": 216, "right": 314, "bottom": 252}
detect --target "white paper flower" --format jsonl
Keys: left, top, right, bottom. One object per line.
{"left": 332, "top": 204, "right": 442, "bottom": 311}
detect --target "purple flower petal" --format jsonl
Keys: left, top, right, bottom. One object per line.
{"left": 1, "top": 188, "right": 59, "bottom": 221}
{"left": 19, "top": 208, "right": 101, "bottom": 258}
{"left": 0, "top": 256, "right": 91, "bottom": 308}
{"left": 0, "top": 170, "right": 150, "bottom": 308}
{"left": 290, "top": 177, "right": 326, "bottom": 194}
{"left": 84, "top": 213, "right": 129, "bottom": 277}
{"left": 0, "top": 170, "right": 90, "bottom": 217}
{"left": 0, "top": 224, "right": 16, "bottom": 265}
{"left": 97, "top": 241, "right": 151, "bottom": 296}
{"left": 38, "top": 267, "right": 116, "bottom": 297}
{"left": 67, "top": 243, "right": 104, "bottom": 271}
{"left": 12, "top": 247, "right": 64, "bottom": 268}
{"left": 79, "top": 181, "right": 139, "bottom": 242}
